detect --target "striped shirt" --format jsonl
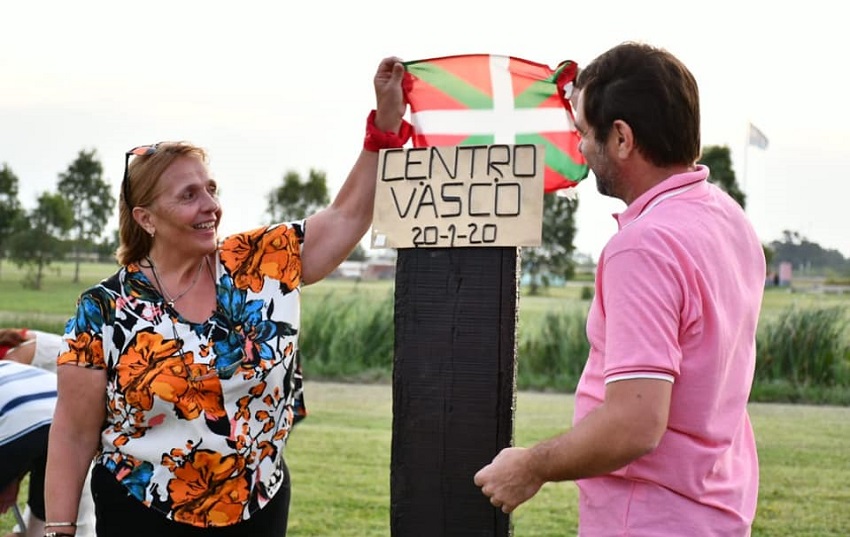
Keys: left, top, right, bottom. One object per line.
{"left": 0, "top": 360, "right": 57, "bottom": 445}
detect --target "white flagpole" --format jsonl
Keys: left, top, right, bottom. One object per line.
{"left": 742, "top": 122, "right": 750, "bottom": 197}
{"left": 743, "top": 121, "right": 770, "bottom": 241}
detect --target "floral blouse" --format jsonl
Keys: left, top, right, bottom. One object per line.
{"left": 58, "top": 222, "right": 307, "bottom": 528}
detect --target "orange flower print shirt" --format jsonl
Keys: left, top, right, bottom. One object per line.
{"left": 58, "top": 222, "right": 307, "bottom": 528}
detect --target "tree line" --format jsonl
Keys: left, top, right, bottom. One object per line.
{"left": 0, "top": 150, "right": 113, "bottom": 289}
{"left": 768, "top": 230, "right": 850, "bottom": 276}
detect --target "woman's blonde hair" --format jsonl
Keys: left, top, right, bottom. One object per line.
{"left": 116, "top": 141, "right": 208, "bottom": 265}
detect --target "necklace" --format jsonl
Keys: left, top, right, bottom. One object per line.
{"left": 146, "top": 255, "right": 207, "bottom": 308}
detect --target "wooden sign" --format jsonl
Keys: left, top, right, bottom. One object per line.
{"left": 371, "top": 144, "right": 544, "bottom": 249}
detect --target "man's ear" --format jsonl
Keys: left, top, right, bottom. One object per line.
{"left": 611, "top": 119, "right": 635, "bottom": 158}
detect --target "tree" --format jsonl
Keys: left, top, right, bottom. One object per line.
{"left": 763, "top": 244, "right": 775, "bottom": 272}
{"left": 8, "top": 192, "right": 74, "bottom": 289}
{"left": 57, "top": 149, "right": 115, "bottom": 282}
{"left": 0, "top": 163, "right": 25, "bottom": 277}
{"left": 698, "top": 145, "right": 746, "bottom": 209}
{"left": 95, "top": 229, "right": 121, "bottom": 262}
{"left": 769, "top": 230, "right": 849, "bottom": 274}
{"left": 265, "top": 169, "right": 330, "bottom": 223}
{"left": 521, "top": 193, "right": 579, "bottom": 295}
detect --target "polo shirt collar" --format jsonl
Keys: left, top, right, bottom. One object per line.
{"left": 614, "top": 164, "right": 709, "bottom": 229}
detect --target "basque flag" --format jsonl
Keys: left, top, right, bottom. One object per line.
{"left": 402, "top": 54, "right": 589, "bottom": 194}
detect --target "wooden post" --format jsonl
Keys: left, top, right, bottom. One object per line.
{"left": 390, "top": 246, "right": 517, "bottom": 536}
{"left": 373, "top": 143, "right": 542, "bottom": 536}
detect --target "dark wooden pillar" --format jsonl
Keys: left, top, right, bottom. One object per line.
{"left": 391, "top": 247, "right": 517, "bottom": 537}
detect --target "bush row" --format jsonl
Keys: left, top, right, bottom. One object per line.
{"left": 11, "top": 291, "right": 849, "bottom": 405}
{"left": 300, "top": 291, "right": 850, "bottom": 405}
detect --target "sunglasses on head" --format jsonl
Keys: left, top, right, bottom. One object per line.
{"left": 122, "top": 144, "right": 158, "bottom": 208}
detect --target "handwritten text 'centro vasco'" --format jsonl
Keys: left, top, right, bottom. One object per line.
{"left": 378, "top": 144, "right": 540, "bottom": 219}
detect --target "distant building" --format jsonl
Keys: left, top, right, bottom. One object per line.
{"left": 331, "top": 261, "right": 366, "bottom": 279}
{"left": 329, "top": 250, "right": 398, "bottom": 280}
{"left": 778, "top": 262, "right": 792, "bottom": 286}
{"left": 362, "top": 259, "right": 396, "bottom": 280}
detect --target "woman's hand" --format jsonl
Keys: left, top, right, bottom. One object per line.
{"left": 372, "top": 56, "right": 406, "bottom": 132}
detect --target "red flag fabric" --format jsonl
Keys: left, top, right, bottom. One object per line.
{"left": 402, "top": 54, "right": 589, "bottom": 193}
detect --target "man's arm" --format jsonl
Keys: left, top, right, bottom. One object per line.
{"left": 474, "top": 377, "right": 672, "bottom": 513}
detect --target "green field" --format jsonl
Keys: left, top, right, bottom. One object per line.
{"left": 1, "top": 261, "right": 848, "bottom": 327}
{"left": 286, "top": 383, "right": 849, "bottom": 537}
{"left": 4, "top": 381, "right": 848, "bottom": 536}
{"left": 2, "top": 262, "right": 849, "bottom": 535}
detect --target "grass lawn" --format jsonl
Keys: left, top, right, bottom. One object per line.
{"left": 283, "top": 383, "right": 850, "bottom": 536}
{"left": 7, "top": 382, "right": 847, "bottom": 535}
{"left": 1, "top": 262, "right": 849, "bottom": 534}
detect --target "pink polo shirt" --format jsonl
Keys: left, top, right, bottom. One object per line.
{"left": 574, "top": 166, "right": 765, "bottom": 536}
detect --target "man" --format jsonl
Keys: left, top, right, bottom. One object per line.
{"left": 0, "top": 328, "right": 62, "bottom": 372}
{"left": 474, "top": 42, "right": 764, "bottom": 535}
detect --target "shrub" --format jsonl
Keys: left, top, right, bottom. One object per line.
{"left": 756, "top": 305, "right": 850, "bottom": 387}
{"left": 300, "top": 290, "right": 395, "bottom": 380}
{"left": 516, "top": 309, "right": 589, "bottom": 392}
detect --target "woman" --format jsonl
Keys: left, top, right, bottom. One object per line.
{"left": 44, "top": 56, "right": 410, "bottom": 537}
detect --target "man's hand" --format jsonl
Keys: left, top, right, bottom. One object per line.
{"left": 473, "top": 447, "right": 544, "bottom": 513}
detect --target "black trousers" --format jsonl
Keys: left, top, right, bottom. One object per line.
{"left": 0, "top": 423, "right": 50, "bottom": 519}
{"left": 91, "top": 462, "right": 290, "bottom": 537}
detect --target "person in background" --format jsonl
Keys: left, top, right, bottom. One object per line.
{"left": 474, "top": 42, "right": 765, "bottom": 535}
{"left": 0, "top": 329, "right": 62, "bottom": 372}
{"left": 44, "top": 56, "right": 409, "bottom": 537}
{"left": 0, "top": 330, "right": 95, "bottom": 537}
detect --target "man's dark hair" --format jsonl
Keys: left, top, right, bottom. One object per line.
{"left": 576, "top": 42, "right": 701, "bottom": 167}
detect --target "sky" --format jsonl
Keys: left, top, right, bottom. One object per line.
{"left": 2, "top": 0, "right": 848, "bottom": 259}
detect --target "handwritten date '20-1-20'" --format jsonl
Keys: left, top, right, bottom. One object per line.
{"left": 412, "top": 222, "right": 498, "bottom": 247}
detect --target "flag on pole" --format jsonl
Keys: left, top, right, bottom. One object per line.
{"left": 402, "top": 54, "right": 589, "bottom": 193}
{"left": 748, "top": 123, "right": 769, "bottom": 149}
